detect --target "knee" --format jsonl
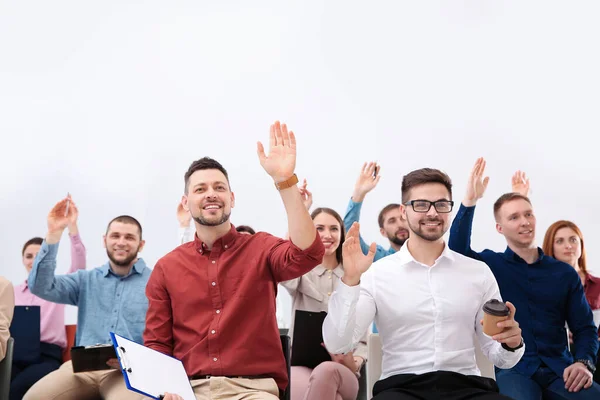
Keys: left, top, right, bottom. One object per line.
{"left": 310, "top": 361, "right": 344, "bottom": 383}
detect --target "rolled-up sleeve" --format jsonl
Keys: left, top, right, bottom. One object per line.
{"left": 268, "top": 231, "right": 325, "bottom": 283}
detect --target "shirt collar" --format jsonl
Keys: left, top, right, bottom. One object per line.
{"left": 18, "top": 281, "right": 29, "bottom": 292}
{"left": 100, "top": 258, "right": 147, "bottom": 277}
{"left": 313, "top": 264, "right": 344, "bottom": 277}
{"left": 194, "top": 224, "right": 238, "bottom": 255}
{"left": 503, "top": 246, "right": 544, "bottom": 264}
{"left": 396, "top": 240, "right": 455, "bottom": 267}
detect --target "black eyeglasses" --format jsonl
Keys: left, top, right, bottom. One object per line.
{"left": 404, "top": 200, "right": 454, "bottom": 213}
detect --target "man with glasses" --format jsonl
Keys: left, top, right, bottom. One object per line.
{"left": 323, "top": 168, "right": 524, "bottom": 399}
{"left": 449, "top": 158, "right": 600, "bottom": 399}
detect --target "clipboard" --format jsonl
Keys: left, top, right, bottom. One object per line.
{"left": 290, "top": 310, "right": 331, "bottom": 369}
{"left": 110, "top": 332, "right": 196, "bottom": 400}
{"left": 71, "top": 344, "right": 117, "bottom": 373}
{"left": 10, "top": 305, "right": 41, "bottom": 364}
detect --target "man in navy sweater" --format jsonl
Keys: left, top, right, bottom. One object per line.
{"left": 449, "top": 158, "right": 600, "bottom": 399}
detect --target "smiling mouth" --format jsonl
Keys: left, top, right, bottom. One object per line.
{"left": 203, "top": 204, "right": 222, "bottom": 211}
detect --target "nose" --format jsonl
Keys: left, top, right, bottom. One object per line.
{"left": 426, "top": 206, "right": 438, "bottom": 218}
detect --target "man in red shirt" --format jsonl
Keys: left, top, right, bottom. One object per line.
{"left": 144, "top": 121, "right": 325, "bottom": 400}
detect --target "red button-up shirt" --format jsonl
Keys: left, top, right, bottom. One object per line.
{"left": 144, "top": 225, "right": 324, "bottom": 390}
{"left": 584, "top": 273, "right": 600, "bottom": 310}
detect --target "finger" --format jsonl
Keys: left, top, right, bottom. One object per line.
{"left": 482, "top": 176, "right": 490, "bottom": 191}
{"left": 492, "top": 328, "right": 520, "bottom": 341}
{"left": 367, "top": 242, "right": 377, "bottom": 261}
{"left": 273, "top": 121, "right": 282, "bottom": 146}
{"left": 564, "top": 368, "right": 576, "bottom": 388}
{"left": 374, "top": 175, "right": 382, "bottom": 185}
{"left": 361, "top": 162, "right": 368, "bottom": 174}
{"left": 366, "top": 162, "right": 375, "bottom": 176}
{"left": 584, "top": 375, "right": 593, "bottom": 389}
{"left": 496, "top": 318, "right": 517, "bottom": 329}
{"left": 570, "top": 372, "right": 587, "bottom": 392}
{"left": 305, "top": 188, "right": 312, "bottom": 197}
{"left": 280, "top": 123, "right": 290, "bottom": 147}
{"left": 256, "top": 142, "right": 267, "bottom": 163}
{"left": 505, "top": 301, "right": 516, "bottom": 319}
{"left": 479, "top": 319, "right": 484, "bottom": 326}
{"left": 288, "top": 131, "right": 296, "bottom": 151}
{"left": 480, "top": 159, "right": 487, "bottom": 177}
{"left": 470, "top": 158, "right": 481, "bottom": 179}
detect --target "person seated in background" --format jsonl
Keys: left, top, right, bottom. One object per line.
{"left": 144, "top": 121, "right": 324, "bottom": 400}
{"left": 343, "top": 162, "right": 409, "bottom": 262}
{"left": 24, "top": 197, "right": 150, "bottom": 400}
{"left": 324, "top": 168, "right": 523, "bottom": 400}
{"left": 0, "top": 276, "right": 15, "bottom": 361}
{"left": 10, "top": 194, "right": 87, "bottom": 400}
{"left": 543, "top": 220, "right": 600, "bottom": 383}
{"left": 449, "top": 159, "right": 600, "bottom": 399}
{"left": 281, "top": 206, "right": 367, "bottom": 400}
{"left": 236, "top": 225, "right": 256, "bottom": 235}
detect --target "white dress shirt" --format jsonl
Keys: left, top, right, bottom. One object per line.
{"left": 322, "top": 242, "right": 524, "bottom": 380}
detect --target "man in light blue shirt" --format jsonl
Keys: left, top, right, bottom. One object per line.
{"left": 343, "top": 162, "right": 409, "bottom": 261}
{"left": 25, "top": 196, "right": 149, "bottom": 400}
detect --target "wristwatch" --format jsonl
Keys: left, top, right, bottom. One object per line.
{"left": 576, "top": 359, "right": 597, "bottom": 374}
{"left": 274, "top": 174, "right": 299, "bottom": 191}
{"left": 501, "top": 339, "right": 524, "bottom": 352}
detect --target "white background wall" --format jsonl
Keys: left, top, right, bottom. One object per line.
{"left": 1, "top": 1, "right": 599, "bottom": 327}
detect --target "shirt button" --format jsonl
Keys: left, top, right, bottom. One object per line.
{"left": 213, "top": 358, "right": 218, "bottom": 362}
{"left": 212, "top": 282, "right": 216, "bottom": 286}
{"left": 211, "top": 330, "right": 216, "bottom": 334}
{"left": 328, "top": 276, "right": 332, "bottom": 280}
{"left": 328, "top": 292, "right": 331, "bottom": 296}
{"left": 216, "top": 310, "right": 220, "bottom": 314}
{"left": 224, "top": 245, "right": 228, "bottom": 249}
{"left": 212, "top": 260, "right": 216, "bottom": 264}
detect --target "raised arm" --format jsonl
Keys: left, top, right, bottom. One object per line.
{"left": 448, "top": 158, "right": 489, "bottom": 260}
{"left": 176, "top": 202, "right": 194, "bottom": 244}
{"left": 257, "top": 121, "right": 318, "bottom": 250}
{"left": 144, "top": 263, "right": 174, "bottom": 356}
{"left": 323, "top": 222, "right": 377, "bottom": 354}
{"left": 66, "top": 196, "right": 86, "bottom": 273}
{"left": 0, "top": 277, "right": 14, "bottom": 361}
{"left": 343, "top": 162, "right": 388, "bottom": 258}
{"left": 28, "top": 196, "right": 82, "bottom": 305}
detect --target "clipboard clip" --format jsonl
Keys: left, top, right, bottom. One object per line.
{"left": 116, "top": 346, "right": 132, "bottom": 373}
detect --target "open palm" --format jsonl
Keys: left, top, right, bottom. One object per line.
{"left": 342, "top": 222, "right": 376, "bottom": 282}
{"left": 47, "top": 197, "right": 73, "bottom": 233}
{"left": 257, "top": 121, "right": 297, "bottom": 182}
{"left": 511, "top": 170, "right": 530, "bottom": 197}
{"left": 464, "top": 158, "right": 490, "bottom": 205}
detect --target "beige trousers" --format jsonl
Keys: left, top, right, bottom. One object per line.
{"left": 23, "top": 360, "right": 145, "bottom": 400}
{"left": 143, "top": 376, "right": 280, "bottom": 400}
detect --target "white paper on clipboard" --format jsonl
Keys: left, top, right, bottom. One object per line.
{"left": 110, "top": 332, "right": 196, "bottom": 400}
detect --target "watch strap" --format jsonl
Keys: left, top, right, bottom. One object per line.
{"left": 274, "top": 174, "right": 299, "bottom": 191}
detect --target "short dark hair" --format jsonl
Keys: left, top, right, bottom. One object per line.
{"left": 493, "top": 193, "right": 532, "bottom": 221}
{"left": 106, "top": 215, "right": 143, "bottom": 240}
{"left": 184, "top": 157, "right": 230, "bottom": 194}
{"left": 22, "top": 237, "right": 43, "bottom": 256}
{"left": 401, "top": 168, "right": 452, "bottom": 203}
{"left": 236, "top": 225, "right": 256, "bottom": 235}
{"left": 311, "top": 207, "right": 345, "bottom": 265}
{"left": 378, "top": 204, "right": 401, "bottom": 228}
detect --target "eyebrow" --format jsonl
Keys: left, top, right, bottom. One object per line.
{"left": 193, "top": 181, "right": 227, "bottom": 187}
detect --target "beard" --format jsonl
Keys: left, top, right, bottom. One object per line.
{"left": 106, "top": 245, "right": 140, "bottom": 267}
{"left": 407, "top": 217, "right": 447, "bottom": 242}
{"left": 387, "top": 229, "right": 408, "bottom": 247}
{"left": 193, "top": 210, "right": 231, "bottom": 227}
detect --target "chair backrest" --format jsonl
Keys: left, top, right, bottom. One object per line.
{"left": 365, "top": 333, "right": 495, "bottom": 399}
{"left": 280, "top": 334, "right": 291, "bottom": 400}
{"left": 62, "top": 324, "right": 77, "bottom": 362}
{"left": 0, "top": 337, "right": 15, "bottom": 400}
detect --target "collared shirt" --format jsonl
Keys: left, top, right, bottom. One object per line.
{"left": 281, "top": 264, "right": 368, "bottom": 360}
{"left": 323, "top": 242, "right": 524, "bottom": 380}
{"left": 29, "top": 240, "right": 150, "bottom": 346}
{"left": 144, "top": 225, "right": 324, "bottom": 391}
{"left": 449, "top": 204, "right": 598, "bottom": 379}
{"left": 14, "top": 233, "right": 86, "bottom": 349}
{"left": 0, "top": 276, "right": 14, "bottom": 361}
{"left": 343, "top": 199, "right": 396, "bottom": 261}
{"left": 583, "top": 274, "right": 600, "bottom": 311}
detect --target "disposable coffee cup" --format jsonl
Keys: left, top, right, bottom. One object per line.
{"left": 482, "top": 299, "right": 510, "bottom": 336}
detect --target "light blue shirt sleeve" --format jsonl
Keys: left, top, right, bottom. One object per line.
{"left": 28, "top": 240, "right": 81, "bottom": 306}
{"left": 343, "top": 198, "right": 394, "bottom": 261}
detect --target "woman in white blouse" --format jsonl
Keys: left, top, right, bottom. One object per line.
{"left": 282, "top": 207, "right": 367, "bottom": 400}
